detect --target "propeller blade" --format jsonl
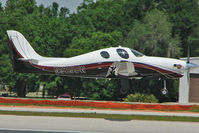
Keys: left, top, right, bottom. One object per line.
{"left": 186, "top": 62, "right": 198, "bottom": 69}
{"left": 185, "top": 45, "right": 198, "bottom": 69}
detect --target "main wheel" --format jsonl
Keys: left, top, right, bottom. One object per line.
{"left": 120, "top": 87, "right": 128, "bottom": 94}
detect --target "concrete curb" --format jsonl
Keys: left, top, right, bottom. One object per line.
{"left": 0, "top": 106, "right": 199, "bottom": 117}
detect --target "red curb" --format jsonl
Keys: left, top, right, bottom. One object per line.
{"left": 0, "top": 97, "right": 198, "bottom": 111}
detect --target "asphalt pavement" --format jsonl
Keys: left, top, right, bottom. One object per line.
{"left": 0, "top": 115, "right": 199, "bottom": 133}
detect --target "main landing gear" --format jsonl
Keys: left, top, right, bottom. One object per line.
{"left": 120, "top": 78, "right": 129, "bottom": 94}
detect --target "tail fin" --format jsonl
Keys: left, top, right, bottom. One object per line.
{"left": 7, "top": 30, "right": 41, "bottom": 59}
{"left": 7, "top": 30, "right": 42, "bottom": 73}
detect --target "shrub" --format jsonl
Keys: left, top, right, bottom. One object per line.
{"left": 124, "top": 93, "right": 158, "bottom": 103}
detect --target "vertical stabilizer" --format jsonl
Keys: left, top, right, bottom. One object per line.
{"left": 7, "top": 30, "right": 42, "bottom": 73}
{"left": 7, "top": 30, "right": 41, "bottom": 60}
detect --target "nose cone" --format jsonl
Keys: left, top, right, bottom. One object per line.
{"left": 143, "top": 56, "right": 186, "bottom": 70}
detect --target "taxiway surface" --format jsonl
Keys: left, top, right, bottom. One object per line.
{"left": 0, "top": 115, "right": 199, "bottom": 133}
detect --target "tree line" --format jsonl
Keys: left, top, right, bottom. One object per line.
{"left": 0, "top": 0, "right": 199, "bottom": 102}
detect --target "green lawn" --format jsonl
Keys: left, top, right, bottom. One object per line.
{"left": 0, "top": 110, "right": 199, "bottom": 122}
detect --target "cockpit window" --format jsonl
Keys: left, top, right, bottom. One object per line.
{"left": 131, "top": 49, "right": 144, "bottom": 57}
{"left": 100, "top": 51, "right": 110, "bottom": 59}
{"left": 116, "top": 48, "right": 129, "bottom": 59}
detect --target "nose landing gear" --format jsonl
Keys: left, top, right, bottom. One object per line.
{"left": 161, "top": 80, "right": 168, "bottom": 95}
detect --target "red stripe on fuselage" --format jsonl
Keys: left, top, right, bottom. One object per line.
{"left": 84, "top": 62, "right": 112, "bottom": 69}
{"left": 32, "top": 62, "right": 112, "bottom": 72}
{"left": 134, "top": 63, "right": 183, "bottom": 77}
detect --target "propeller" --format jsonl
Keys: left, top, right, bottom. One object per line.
{"left": 186, "top": 45, "right": 198, "bottom": 69}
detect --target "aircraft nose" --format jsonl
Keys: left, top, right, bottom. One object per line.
{"left": 173, "top": 64, "right": 183, "bottom": 69}
{"left": 173, "top": 61, "right": 198, "bottom": 71}
{"left": 173, "top": 61, "right": 186, "bottom": 71}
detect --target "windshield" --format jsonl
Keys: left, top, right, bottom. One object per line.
{"left": 130, "top": 49, "right": 144, "bottom": 57}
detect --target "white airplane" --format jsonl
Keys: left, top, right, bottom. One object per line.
{"left": 6, "top": 30, "right": 197, "bottom": 93}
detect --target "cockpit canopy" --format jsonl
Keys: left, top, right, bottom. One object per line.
{"left": 130, "top": 49, "right": 144, "bottom": 57}
{"left": 100, "top": 47, "right": 144, "bottom": 59}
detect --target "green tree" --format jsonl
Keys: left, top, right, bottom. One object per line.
{"left": 51, "top": 2, "right": 58, "bottom": 17}
{"left": 59, "top": 7, "right": 69, "bottom": 18}
{"left": 124, "top": 9, "right": 181, "bottom": 58}
{"left": 124, "top": 9, "right": 182, "bottom": 102}
{"left": 188, "top": 26, "right": 199, "bottom": 56}
{"left": 1, "top": 0, "right": 199, "bottom": 101}
{"left": 156, "top": 0, "right": 199, "bottom": 56}
{"left": 5, "top": 0, "right": 36, "bottom": 14}
{"left": 0, "top": 0, "right": 67, "bottom": 97}
{"left": 64, "top": 31, "right": 122, "bottom": 57}
{"left": 81, "top": 79, "right": 120, "bottom": 100}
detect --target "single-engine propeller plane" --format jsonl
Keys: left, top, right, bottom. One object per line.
{"left": 7, "top": 30, "right": 198, "bottom": 94}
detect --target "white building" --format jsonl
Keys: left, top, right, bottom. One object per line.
{"left": 179, "top": 57, "right": 199, "bottom": 103}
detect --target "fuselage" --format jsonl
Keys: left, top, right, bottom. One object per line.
{"left": 7, "top": 30, "right": 188, "bottom": 79}
{"left": 32, "top": 47, "right": 186, "bottom": 79}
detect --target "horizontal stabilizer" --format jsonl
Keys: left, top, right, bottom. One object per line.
{"left": 18, "top": 58, "right": 39, "bottom": 64}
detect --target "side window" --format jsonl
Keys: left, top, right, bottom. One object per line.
{"left": 100, "top": 51, "right": 110, "bottom": 59}
{"left": 116, "top": 48, "right": 129, "bottom": 59}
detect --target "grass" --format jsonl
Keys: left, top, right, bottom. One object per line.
{"left": 190, "top": 107, "right": 199, "bottom": 113}
{"left": 0, "top": 110, "right": 199, "bottom": 122}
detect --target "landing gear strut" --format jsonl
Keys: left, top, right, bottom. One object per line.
{"left": 161, "top": 80, "right": 168, "bottom": 95}
{"left": 120, "top": 78, "right": 129, "bottom": 94}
